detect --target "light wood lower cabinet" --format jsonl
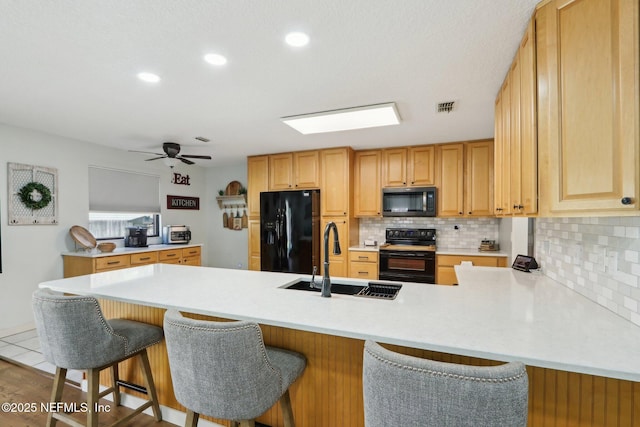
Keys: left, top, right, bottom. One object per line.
{"left": 248, "top": 219, "right": 261, "bottom": 271}
{"left": 436, "top": 254, "right": 507, "bottom": 285}
{"left": 63, "top": 246, "right": 201, "bottom": 278}
{"left": 98, "top": 300, "right": 640, "bottom": 427}
{"left": 348, "top": 250, "right": 378, "bottom": 280}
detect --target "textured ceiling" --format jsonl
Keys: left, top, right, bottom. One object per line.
{"left": 0, "top": 0, "right": 539, "bottom": 166}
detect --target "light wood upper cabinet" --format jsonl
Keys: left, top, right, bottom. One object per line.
{"left": 438, "top": 141, "right": 493, "bottom": 217}
{"left": 536, "top": 0, "right": 639, "bottom": 215}
{"left": 293, "top": 150, "right": 320, "bottom": 188}
{"left": 268, "top": 150, "right": 320, "bottom": 190}
{"left": 382, "top": 148, "right": 407, "bottom": 187}
{"left": 407, "top": 146, "right": 435, "bottom": 186}
{"left": 494, "top": 17, "right": 537, "bottom": 217}
{"left": 354, "top": 150, "right": 382, "bottom": 217}
{"left": 437, "top": 143, "right": 465, "bottom": 216}
{"left": 383, "top": 146, "right": 435, "bottom": 187}
{"left": 320, "top": 148, "right": 353, "bottom": 217}
{"left": 465, "top": 140, "right": 494, "bottom": 217}
{"left": 269, "top": 153, "right": 293, "bottom": 190}
{"left": 247, "top": 155, "right": 269, "bottom": 219}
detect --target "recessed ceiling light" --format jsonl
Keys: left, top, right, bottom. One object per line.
{"left": 137, "top": 72, "right": 161, "bottom": 83}
{"left": 204, "top": 53, "right": 227, "bottom": 66}
{"left": 281, "top": 103, "right": 401, "bottom": 135}
{"left": 285, "top": 32, "right": 310, "bottom": 47}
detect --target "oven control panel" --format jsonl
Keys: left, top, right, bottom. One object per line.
{"left": 385, "top": 228, "right": 436, "bottom": 245}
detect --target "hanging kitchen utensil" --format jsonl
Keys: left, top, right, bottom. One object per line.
{"left": 223, "top": 206, "right": 228, "bottom": 228}
{"left": 241, "top": 208, "right": 248, "bottom": 228}
{"left": 234, "top": 207, "right": 242, "bottom": 230}
{"left": 227, "top": 206, "right": 235, "bottom": 228}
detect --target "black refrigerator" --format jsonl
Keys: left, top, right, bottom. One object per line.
{"left": 260, "top": 190, "right": 320, "bottom": 274}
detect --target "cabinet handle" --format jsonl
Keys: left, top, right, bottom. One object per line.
{"left": 621, "top": 197, "right": 634, "bottom": 205}
{"left": 358, "top": 256, "right": 369, "bottom": 259}
{"left": 496, "top": 207, "right": 503, "bottom": 211}
{"left": 468, "top": 211, "right": 472, "bottom": 215}
{"left": 403, "top": 182, "right": 406, "bottom": 185}
{"left": 513, "top": 204, "right": 524, "bottom": 210}
{"left": 107, "top": 261, "right": 121, "bottom": 265}
{"left": 459, "top": 212, "right": 463, "bottom": 215}
{"left": 358, "top": 271, "right": 368, "bottom": 275}
{"left": 166, "top": 253, "right": 177, "bottom": 257}
{"left": 139, "top": 257, "right": 151, "bottom": 261}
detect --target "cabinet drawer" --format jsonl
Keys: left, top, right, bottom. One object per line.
{"left": 348, "top": 251, "right": 378, "bottom": 263}
{"left": 349, "top": 262, "right": 378, "bottom": 279}
{"left": 437, "top": 255, "right": 500, "bottom": 268}
{"left": 159, "top": 249, "right": 182, "bottom": 262}
{"left": 131, "top": 252, "right": 158, "bottom": 265}
{"left": 95, "top": 255, "right": 130, "bottom": 271}
{"left": 182, "top": 246, "right": 201, "bottom": 258}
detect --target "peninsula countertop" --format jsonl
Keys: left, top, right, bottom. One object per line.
{"left": 39, "top": 264, "right": 640, "bottom": 382}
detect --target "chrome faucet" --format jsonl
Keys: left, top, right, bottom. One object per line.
{"left": 311, "top": 222, "right": 341, "bottom": 297}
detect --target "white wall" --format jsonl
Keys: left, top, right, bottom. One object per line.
{"left": 205, "top": 162, "right": 249, "bottom": 269}
{"left": 0, "top": 123, "right": 208, "bottom": 334}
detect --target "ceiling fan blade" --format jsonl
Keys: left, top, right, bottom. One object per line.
{"left": 178, "top": 157, "right": 195, "bottom": 165}
{"left": 129, "top": 150, "right": 165, "bottom": 156}
{"left": 180, "top": 154, "right": 212, "bottom": 159}
{"left": 145, "top": 156, "right": 167, "bottom": 161}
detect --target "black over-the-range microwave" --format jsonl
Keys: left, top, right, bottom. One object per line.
{"left": 382, "top": 187, "right": 437, "bottom": 217}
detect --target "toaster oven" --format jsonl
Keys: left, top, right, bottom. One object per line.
{"left": 162, "top": 225, "right": 191, "bottom": 244}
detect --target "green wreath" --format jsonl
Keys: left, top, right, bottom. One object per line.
{"left": 19, "top": 182, "right": 52, "bottom": 210}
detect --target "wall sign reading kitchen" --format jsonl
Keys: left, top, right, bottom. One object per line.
{"left": 166, "top": 195, "right": 200, "bottom": 210}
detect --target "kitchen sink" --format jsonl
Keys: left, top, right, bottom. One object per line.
{"left": 284, "top": 280, "right": 402, "bottom": 299}
{"left": 285, "top": 280, "right": 365, "bottom": 295}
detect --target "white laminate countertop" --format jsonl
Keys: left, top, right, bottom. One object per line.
{"left": 62, "top": 243, "right": 203, "bottom": 258}
{"left": 38, "top": 264, "right": 640, "bottom": 381}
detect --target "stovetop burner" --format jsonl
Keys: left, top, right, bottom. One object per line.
{"left": 384, "top": 228, "right": 436, "bottom": 246}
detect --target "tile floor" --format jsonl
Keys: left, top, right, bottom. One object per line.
{"left": 0, "top": 329, "right": 84, "bottom": 383}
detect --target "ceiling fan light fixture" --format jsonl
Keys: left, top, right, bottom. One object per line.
{"left": 281, "top": 102, "right": 401, "bottom": 135}
{"left": 163, "top": 157, "right": 179, "bottom": 168}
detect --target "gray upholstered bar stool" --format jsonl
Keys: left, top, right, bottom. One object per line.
{"left": 363, "top": 340, "right": 529, "bottom": 427}
{"left": 163, "top": 310, "right": 306, "bottom": 427}
{"left": 32, "top": 288, "right": 164, "bottom": 427}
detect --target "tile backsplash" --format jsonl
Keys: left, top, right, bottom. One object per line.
{"left": 535, "top": 217, "right": 640, "bottom": 326}
{"left": 359, "top": 217, "right": 499, "bottom": 249}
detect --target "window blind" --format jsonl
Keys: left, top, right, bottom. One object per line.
{"left": 88, "top": 167, "right": 160, "bottom": 213}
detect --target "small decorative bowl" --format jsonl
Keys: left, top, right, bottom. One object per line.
{"left": 97, "top": 242, "right": 116, "bottom": 253}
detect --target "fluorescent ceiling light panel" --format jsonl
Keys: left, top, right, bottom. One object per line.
{"left": 281, "top": 103, "right": 400, "bottom": 134}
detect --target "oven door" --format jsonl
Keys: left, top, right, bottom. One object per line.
{"left": 379, "top": 250, "right": 435, "bottom": 284}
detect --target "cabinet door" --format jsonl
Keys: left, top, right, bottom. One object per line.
{"left": 519, "top": 20, "right": 538, "bottom": 215}
{"left": 437, "top": 144, "right": 464, "bottom": 217}
{"left": 537, "top": 0, "right": 639, "bottom": 214}
{"left": 321, "top": 148, "right": 352, "bottom": 216}
{"left": 294, "top": 150, "right": 320, "bottom": 188}
{"left": 509, "top": 57, "right": 522, "bottom": 214}
{"left": 248, "top": 219, "right": 261, "bottom": 271}
{"left": 407, "top": 146, "right": 435, "bottom": 186}
{"left": 321, "top": 217, "right": 348, "bottom": 278}
{"left": 494, "top": 94, "right": 505, "bottom": 216}
{"left": 382, "top": 148, "right": 407, "bottom": 187}
{"left": 499, "top": 81, "right": 512, "bottom": 215}
{"left": 354, "top": 150, "right": 382, "bottom": 217}
{"left": 247, "top": 155, "right": 269, "bottom": 218}
{"left": 465, "top": 140, "right": 494, "bottom": 217}
{"left": 269, "top": 153, "right": 293, "bottom": 190}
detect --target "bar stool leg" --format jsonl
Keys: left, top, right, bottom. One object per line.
{"left": 86, "top": 368, "right": 100, "bottom": 427}
{"left": 279, "top": 390, "right": 295, "bottom": 427}
{"left": 138, "top": 349, "right": 162, "bottom": 421}
{"left": 239, "top": 421, "right": 255, "bottom": 427}
{"left": 110, "top": 363, "right": 121, "bottom": 406}
{"left": 185, "top": 409, "right": 199, "bottom": 427}
{"left": 47, "top": 367, "right": 67, "bottom": 427}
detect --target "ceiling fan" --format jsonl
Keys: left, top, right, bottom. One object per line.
{"left": 130, "top": 142, "right": 212, "bottom": 167}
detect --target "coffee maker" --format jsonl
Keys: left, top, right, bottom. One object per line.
{"left": 125, "top": 227, "right": 148, "bottom": 247}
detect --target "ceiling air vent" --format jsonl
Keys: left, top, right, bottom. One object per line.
{"left": 436, "top": 101, "right": 455, "bottom": 113}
